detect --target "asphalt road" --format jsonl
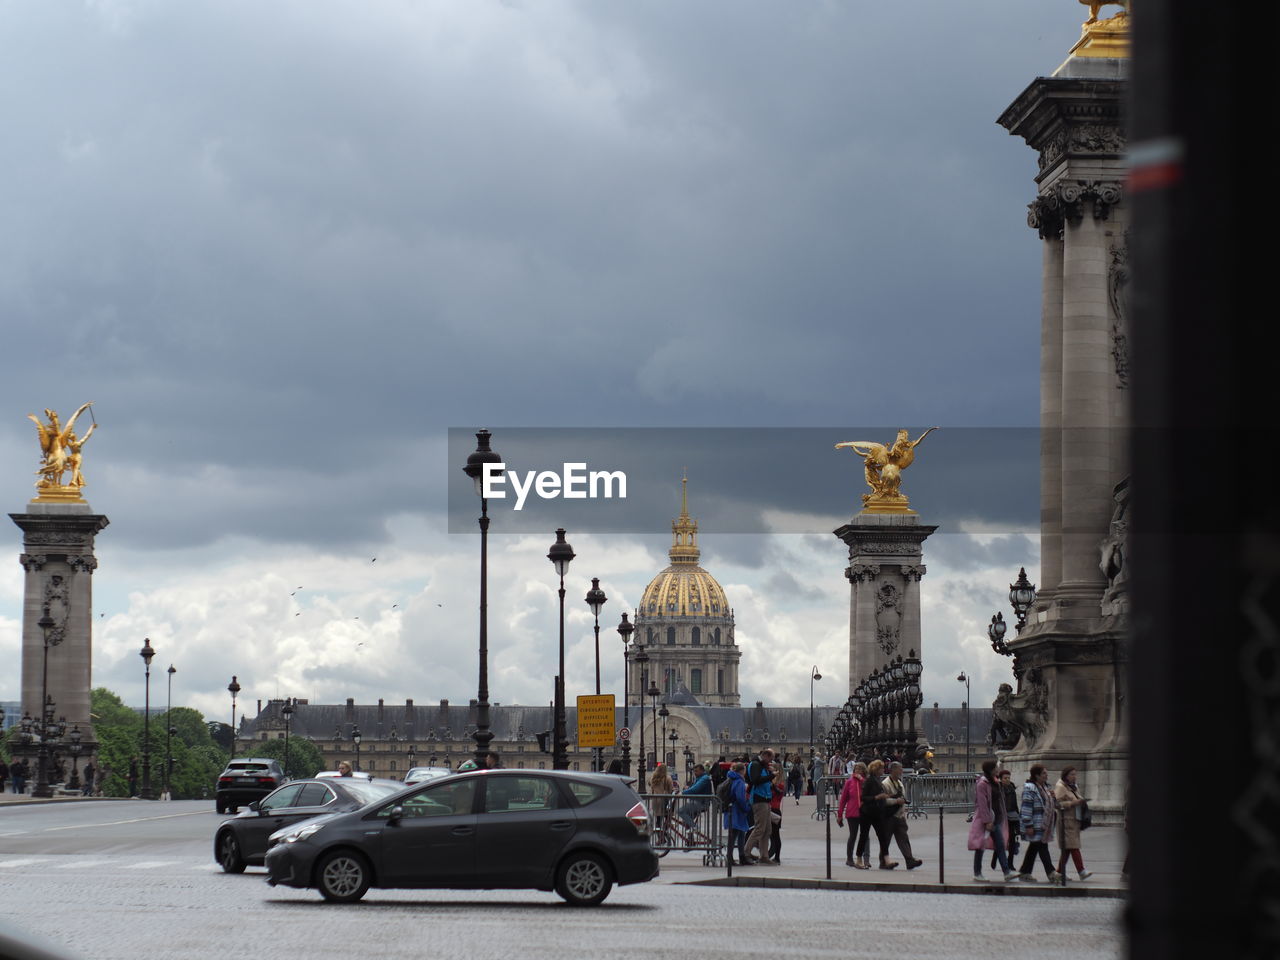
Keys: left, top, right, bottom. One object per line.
{"left": 0, "top": 801, "right": 1124, "bottom": 960}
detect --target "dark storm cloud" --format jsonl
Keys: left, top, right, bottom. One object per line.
{"left": 1, "top": 2, "right": 1082, "bottom": 553}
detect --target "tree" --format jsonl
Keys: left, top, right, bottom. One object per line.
{"left": 207, "top": 722, "right": 232, "bottom": 753}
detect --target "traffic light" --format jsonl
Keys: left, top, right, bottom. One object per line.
{"left": 535, "top": 730, "right": 551, "bottom": 753}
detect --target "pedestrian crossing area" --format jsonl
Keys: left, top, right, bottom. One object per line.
{"left": 0, "top": 854, "right": 225, "bottom": 874}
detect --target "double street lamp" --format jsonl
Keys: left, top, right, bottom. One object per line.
{"left": 140, "top": 638, "right": 155, "bottom": 800}
{"left": 635, "top": 644, "right": 650, "bottom": 777}
{"left": 463, "top": 429, "right": 503, "bottom": 765}
{"left": 281, "top": 700, "right": 295, "bottom": 778}
{"left": 547, "top": 529, "right": 575, "bottom": 771}
{"left": 584, "top": 578, "right": 607, "bottom": 772}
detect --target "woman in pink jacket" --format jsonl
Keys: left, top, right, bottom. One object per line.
{"left": 969, "top": 759, "right": 1017, "bottom": 883}
{"left": 836, "top": 761, "right": 870, "bottom": 868}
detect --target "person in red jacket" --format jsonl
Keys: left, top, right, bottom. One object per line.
{"left": 836, "top": 761, "right": 869, "bottom": 868}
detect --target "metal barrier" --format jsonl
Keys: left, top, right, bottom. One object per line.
{"left": 636, "top": 791, "right": 725, "bottom": 866}
{"left": 905, "top": 773, "right": 975, "bottom": 818}
{"left": 812, "top": 776, "right": 845, "bottom": 820}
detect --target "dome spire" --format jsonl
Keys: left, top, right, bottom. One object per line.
{"left": 670, "top": 472, "right": 699, "bottom": 564}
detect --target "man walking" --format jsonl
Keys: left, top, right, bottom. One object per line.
{"left": 883, "top": 761, "right": 923, "bottom": 869}
{"left": 743, "top": 748, "right": 777, "bottom": 865}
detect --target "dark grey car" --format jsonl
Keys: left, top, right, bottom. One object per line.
{"left": 264, "top": 769, "right": 658, "bottom": 905}
{"left": 215, "top": 777, "right": 402, "bottom": 872}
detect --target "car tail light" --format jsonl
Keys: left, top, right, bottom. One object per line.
{"left": 624, "top": 801, "right": 648, "bottom": 834}
{"left": 218, "top": 777, "right": 234, "bottom": 784}
{"left": 257, "top": 777, "right": 276, "bottom": 785}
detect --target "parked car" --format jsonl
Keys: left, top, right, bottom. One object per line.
{"left": 214, "top": 776, "right": 402, "bottom": 873}
{"left": 402, "top": 766, "right": 453, "bottom": 786}
{"left": 215, "top": 758, "right": 287, "bottom": 814}
{"left": 315, "top": 770, "right": 373, "bottom": 780}
{"left": 264, "top": 769, "right": 658, "bottom": 905}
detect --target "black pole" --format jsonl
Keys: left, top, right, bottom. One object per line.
{"left": 141, "top": 658, "right": 153, "bottom": 800}
{"left": 474, "top": 495, "right": 492, "bottom": 765}
{"left": 621, "top": 632, "right": 631, "bottom": 777}
{"left": 165, "top": 666, "right": 173, "bottom": 799}
{"left": 592, "top": 608, "right": 600, "bottom": 772}
{"left": 33, "top": 611, "right": 54, "bottom": 799}
{"left": 554, "top": 576, "right": 567, "bottom": 770}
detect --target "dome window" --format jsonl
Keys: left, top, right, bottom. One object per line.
{"left": 713, "top": 628, "right": 721, "bottom": 645}
{"left": 691, "top": 627, "right": 700, "bottom": 645}
{"left": 666, "top": 627, "right": 676, "bottom": 645}
{"left": 690, "top": 669, "right": 702, "bottom": 693}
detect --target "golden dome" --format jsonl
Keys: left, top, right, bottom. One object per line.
{"left": 639, "top": 476, "right": 732, "bottom": 620}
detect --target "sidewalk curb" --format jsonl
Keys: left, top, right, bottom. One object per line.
{"left": 0, "top": 797, "right": 132, "bottom": 807}
{"left": 682, "top": 875, "right": 1126, "bottom": 899}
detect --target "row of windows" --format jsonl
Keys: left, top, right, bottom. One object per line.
{"left": 647, "top": 626, "right": 725, "bottom": 646}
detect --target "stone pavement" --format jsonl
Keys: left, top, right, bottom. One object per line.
{"left": 651, "top": 794, "right": 1127, "bottom": 898}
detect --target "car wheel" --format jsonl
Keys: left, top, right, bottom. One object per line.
{"left": 217, "top": 831, "right": 245, "bottom": 874}
{"left": 228, "top": 804, "right": 239, "bottom": 814}
{"left": 215, "top": 799, "right": 225, "bottom": 814}
{"left": 317, "top": 850, "right": 371, "bottom": 904}
{"left": 555, "top": 851, "right": 613, "bottom": 907}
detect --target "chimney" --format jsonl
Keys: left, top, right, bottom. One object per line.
{"left": 345, "top": 698, "right": 355, "bottom": 725}
{"left": 256, "top": 699, "right": 262, "bottom": 715}
{"left": 377, "top": 699, "right": 385, "bottom": 738}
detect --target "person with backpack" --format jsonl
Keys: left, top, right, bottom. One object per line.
{"left": 677, "top": 764, "right": 713, "bottom": 828}
{"left": 720, "top": 761, "right": 753, "bottom": 865}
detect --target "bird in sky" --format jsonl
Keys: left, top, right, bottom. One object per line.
{"left": 392, "top": 604, "right": 398, "bottom": 609}
{"left": 371, "top": 557, "right": 377, "bottom": 563}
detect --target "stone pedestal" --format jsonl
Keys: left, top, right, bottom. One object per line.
{"left": 11, "top": 502, "right": 109, "bottom": 748}
{"left": 834, "top": 514, "right": 936, "bottom": 692}
{"left": 995, "top": 48, "right": 1129, "bottom": 819}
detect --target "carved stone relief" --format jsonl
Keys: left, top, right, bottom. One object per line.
{"left": 1108, "top": 239, "right": 1130, "bottom": 389}
{"left": 874, "top": 582, "right": 902, "bottom": 656}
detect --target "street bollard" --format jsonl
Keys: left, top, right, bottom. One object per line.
{"left": 938, "top": 805, "right": 944, "bottom": 884}
{"left": 825, "top": 785, "right": 832, "bottom": 880}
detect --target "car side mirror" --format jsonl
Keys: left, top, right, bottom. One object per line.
{"left": 387, "top": 805, "right": 404, "bottom": 826}
{"left": 248, "top": 801, "right": 261, "bottom": 813}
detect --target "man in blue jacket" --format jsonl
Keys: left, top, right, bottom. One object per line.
{"left": 677, "top": 764, "right": 713, "bottom": 828}
{"left": 743, "top": 748, "right": 777, "bottom": 865}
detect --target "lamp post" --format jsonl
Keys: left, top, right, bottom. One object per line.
{"left": 617, "top": 613, "right": 634, "bottom": 776}
{"left": 956, "top": 671, "right": 971, "bottom": 773}
{"left": 32, "top": 607, "right": 60, "bottom": 799}
{"left": 407, "top": 745, "right": 416, "bottom": 778}
{"left": 903, "top": 650, "right": 923, "bottom": 765}
{"left": 164, "top": 664, "right": 176, "bottom": 800}
{"left": 140, "top": 638, "right": 155, "bottom": 800}
{"left": 1009, "top": 567, "right": 1037, "bottom": 631}
{"left": 227, "top": 676, "right": 241, "bottom": 759}
{"left": 635, "top": 644, "right": 649, "bottom": 778}
{"left": 667, "top": 730, "right": 679, "bottom": 771}
{"left": 463, "top": 429, "right": 503, "bottom": 766}
{"left": 352, "top": 725, "right": 362, "bottom": 772}
{"left": 67, "top": 725, "right": 83, "bottom": 792}
{"left": 658, "top": 703, "right": 669, "bottom": 766}
{"left": 281, "top": 700, "right": 295, "bottom": 779}
{"left": 809, "top": 665, "right": 822, "bottom": 757}
{"left": 646, "top": 680, "right": 661, "bottom": 774}
{"left": 584, "top": 578, "right": 607, "bottom": 771}
{"left": 547, "top": 528, "right": 575, "bottom": 771}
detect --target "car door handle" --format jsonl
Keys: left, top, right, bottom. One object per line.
{"left": 451, "top": 826, "right": 474, "bottom": 837}
{"left": 550, "top": 821, "right": 573, "bottom": 831}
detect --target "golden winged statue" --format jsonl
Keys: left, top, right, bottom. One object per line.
{"left": 28, "top": 402, "right": 97, "bottom": 498}
{"left": 835, "top": 427, "right": 937, "bottom": 514}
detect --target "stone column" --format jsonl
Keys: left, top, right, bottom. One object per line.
{"left": 1039, "top": 234, "right": 1065, "bottom": 611}
{"left": 834, "top": 515, "right": 936, "bottom": 695}
{"left": 12, "top": 502, "right": 110, "bottom": 749}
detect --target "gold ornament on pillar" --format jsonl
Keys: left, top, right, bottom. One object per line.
{"left": 28, "top": 402, "right": 98, "bottom": 503}
{"left": 1072, "top": 1, "right": 1129, "bottom": 59}
{"left": 835, "top": 428, "right": 937, "bottom": 515}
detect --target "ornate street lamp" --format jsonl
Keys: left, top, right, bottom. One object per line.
{"left": 31, "top": 607, "right": 60, "bottom": 799}
{"left": 617, "top": 613, "right": 635, "bottom": 776}
{"left": 658, "top": 703, "right": 670, "bottom": 764}
{"left": 67, "top": 725, "right": 83, "bottom": 792}
{"left": 683, "top": 745, "right": 694, "bottom": 782}
{"left": 1009, "top": 567, "right": 1037, "bottom": 631}
{"left": 165, "top": 664, "right": 176, "bottom": 800}
{"left": 584, "top": 578, "right": 607, "bottom": 771}
{"left": 635, "top": 644, "right": 650, "bottom": 777}
{"left": 546, "top": 528, "right": 575, "bottom": 771}
{"left": 809, "top": 665, "right": 822, "bottom": 757}
{"left": 988, "top": 611, "right": 1010, "bottom": 656}
{"left": 956, "top": 671, "right": 971, "bottom": 773}
{"left": 281, "top": 699, "right": 295, "bottom": 778}
{"left": 227, "top": 676, "right": 241, "bottom": 759}
{"left": 463, "top": 429, "right": 503, "bottom": 765}
{"left": 140, "top": 638, "right": 155, "bottom": 800}
{"left": 903, "top": 650, "right": 924, "bottom": 764}
{"left": 352, "top": 724, "right": 362, "bottom": 772}
{"left": 667, "top": 730, "right": 679, "bottom": 770}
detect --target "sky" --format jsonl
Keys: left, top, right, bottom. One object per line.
{"left": 0, "top": 1, "right": 1088, "bottom": 725}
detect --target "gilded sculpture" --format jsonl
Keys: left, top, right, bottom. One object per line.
{"left": 28, "top": 403, "right": 98, "bottom": 501}
{"left": 835, "top": 427, "right": 937, "bottom": 514}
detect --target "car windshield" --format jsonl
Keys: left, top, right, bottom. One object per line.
{"left": 227, "top": 763, "right": 271, "bottom": 774}
{"left": 343, "top": 781, "right": 402, "bottom": 804}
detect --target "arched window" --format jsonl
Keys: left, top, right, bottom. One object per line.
{"left": 690, "top": 669, "right": 702, "bottom": 694}
{"left": 666, "top": 627, "right": 676, "bottom": 645}
{"left": 691, "top": 627, "right": 700, "bottom": 645}
{"left": 647, "top": 628, "right": 655, "bottom": 644}
{"left": 713, "top": 627, "right": 721, "bottom": 645}
{"left": 717, "top": 669, "right": 724, "bottom": 693}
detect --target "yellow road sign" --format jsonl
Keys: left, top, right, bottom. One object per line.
{"left": 576, "top": 694, "right": 616, "bottom": 748}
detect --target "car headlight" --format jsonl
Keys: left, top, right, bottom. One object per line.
{"left": 277, "top": 822, "right": 324, "bottom": 844}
